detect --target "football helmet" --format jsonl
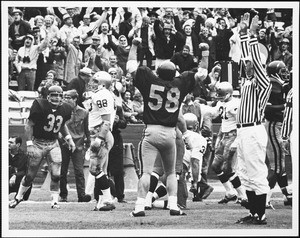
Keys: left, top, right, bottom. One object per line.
{"left": 214, "top": 82, "right": 233, "bottom": 102}
{"left": 92, "top": 71, "right": 112, "bottom": 89}
{"left": 47, "top": 85, "right": 63, "bottom": 106}
{"left": 267, "top": 60, "right": 290, "bottom": 81}
{"left": 156, "top": 61, "right": 176, "bottom": 81}
{"left": 183, "top": 113, "right": 199, "bottom": 132}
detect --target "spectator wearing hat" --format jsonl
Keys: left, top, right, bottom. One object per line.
{"left": 147, "top": 10, "right": 159, "bottom": 24}
{"left": 273, "top": 38, "right": 292, "bottom": 71}
{"left": 59, "top": 13, "right": 81, "bottom": 44}
{"left": 53, "top": 7, "right": 87, "bottom": 28}
{"left": 135, "top": 16, "right": 155, "bottom": 68}
{"left": 14, "top": 31, "right": 49, "bottom": 91}
{"left": 64, "top": 35, "right": 84, "bottom": 83}
{"left": 9, "top": 9, "right": 32, "bottom": 51}
{"left": 84, "top": 35, "right": 102, "bottom": 72}
{"left": 59, "top": 89, "right": 91, "bottom": 203}
{"left": 66, "top": 67, "right": 93, "bottom": 108}
{"left": 48, "top": 38, "right": 67, "bottom": 85}
{"left": 78, "top": 14, "right": 95, "bottom": 55}
{"left": 170, "top": 45, "right": 198, "bottom": 73}
{"left": 153, "top": 17, "right": 184, "bottom": 70}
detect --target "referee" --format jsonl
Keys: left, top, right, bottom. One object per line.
{"left": 235, "top": 14, "right": 272, "bottom": 225}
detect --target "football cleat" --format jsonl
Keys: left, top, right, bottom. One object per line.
{"left": 99, "top": 203, "right": 116, "bottom": 211}
{"left": 59, "top": 197, "right": 68, "bottom": 202}
{"left": 129, "top": 211, "right": 146, "bottom": 217}
{"left": 201, "top": 185, "right": 214, "bottom": 199}
{"left": 170, "top": 209, "right": 187, "bottom": 216}
{"left": 51, "top": 202, "right": 60, "bottom": 209}
{"left": 218, "top": 195, "right": 237, "bottom": 204}
{"left": 78, "top": 194, "right": 92, "bottom": 202}
{"left": 235, "top": 214, "right": 256, "bottom": 224}
{"left": 9, "top": 198, "right": 23, "bottom": 208}
{"left": 284, "top": 195, "right": 292, "bottom": 206}
{"left": 251, "top": 215, "right": 267, "bottom": 225}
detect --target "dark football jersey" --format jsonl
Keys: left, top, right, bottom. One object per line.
{"left": 134, "top": 66, "right": 195, "bottom": 127}
{"left": 28, "top": 99, "right": 72, "bottom": 140}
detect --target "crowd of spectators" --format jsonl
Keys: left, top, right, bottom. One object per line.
{"left": 8, "top": 6, "right": 293, "bottom": 124}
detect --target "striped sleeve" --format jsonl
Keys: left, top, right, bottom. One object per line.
{"left": 249, "top": 37, "right": 270, "bottom": 90}
{"left": 240, "top": 35, "right": 250, "bottom": 59}
{"left": 281, "top": 88, "right": 293, "bottom": 138}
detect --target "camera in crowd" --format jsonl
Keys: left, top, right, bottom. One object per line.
{"left": 23, "top": 56, "right": 31, "bottom": 63}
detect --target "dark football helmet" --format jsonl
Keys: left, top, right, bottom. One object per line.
{"left": 156, "top": 61, "right": 176, "bottom": 81}
{"left": 47, "top": 85, "right": 63, "bottom": 106}
{"left": 267, "top": 60, "right": 290, "bottom": 81}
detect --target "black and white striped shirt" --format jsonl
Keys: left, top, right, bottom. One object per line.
{"left": 237, "top": 35, "right": 272, "bottom": 124}
{"left": 281, "top": 88, "right": 293, "bottom": 138}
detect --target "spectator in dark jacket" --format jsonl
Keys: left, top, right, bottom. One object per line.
{"left": 170, "top": 45, "right": 198, "bottom": 73}
{"left": 153, "top": 19, "right": 184, "bottom": 70}
{"left": 9, "top": 9, "right": 32, "bottom": 51}
{"left": 53, "top": 7, "right": 87, "bottom": 28}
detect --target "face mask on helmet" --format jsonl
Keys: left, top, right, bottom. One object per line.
{"left": 47, "top": 85, "right": 63, "bottom": 106}
{"left": 92, "top": 71, "right": 112, "bottom": 90}
{"left": 278, "top": 67, "right": 290, "bottom": 82}
{"left": 183, "top": 113, "right": 199, "bottom": 132}
{"left": 267, "top": 61, "right": 289, "bottom": 81}
{"left": 214, "top": 82, "right": 233, "bottom": 102}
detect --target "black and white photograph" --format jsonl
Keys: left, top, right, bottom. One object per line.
{"left": 2, "top": 1, "right": 299, "bottom": 237}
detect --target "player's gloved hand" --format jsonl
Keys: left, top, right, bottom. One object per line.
{"left": 199, "top": 42, "right": 209, "bottom": 51}
{"left": 182, "top": 130, "right": 193, "bottom": 150}
{"left": 132, "top": 37, "right": 142, "bottom": 46}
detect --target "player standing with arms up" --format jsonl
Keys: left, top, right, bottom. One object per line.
{"left": 126, "top": 36, "right": 210, "bottom": 217}
{"left": 235, "top": 14, "right": 272, "bottom": 225}
{"left": 9, "top": 86, "right": 76, "bottom": 209}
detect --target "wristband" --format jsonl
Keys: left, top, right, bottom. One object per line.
{"left": 95, "top": 137, "right": 105, "bottom": 143}
{"left": 65, "top": 135, "right": 72, "bottom": 141}
{"left": 26, "top": 140, "right": 33, "bottom": 146}
{"left": 202, "top": 50, "right": 209, "bottom": 56}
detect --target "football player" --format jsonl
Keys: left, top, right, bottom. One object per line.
{"left": 126, "top": 37, "right": 210, "bottom": 217}
{"left": 210, "top": 82, "right": 249, "bottom": 208}
{"left": 87, "top": 71, "right": 117, "bottom": 211}
{"left": 9, "top": 85, "right": 75, "bottom": 209}
{"left": 264, "top": 61, "right": 292, "bottom": 208}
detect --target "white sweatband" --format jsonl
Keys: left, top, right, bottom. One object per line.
{"left": 202, "top": 50, "right": 209, "bottom": 56}
{"left": 95, "top": 137, "right": 102, "bottom": 143}
{"left": 65, "top": 135, "right": 72, "bottom": 141}
{"left": 26, "top": 140, "right": 33, "bottom": 146}
{"left": 126, "top": 60, "right": 138, "bottom": 74}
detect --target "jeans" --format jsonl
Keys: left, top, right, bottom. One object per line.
{"left": 18, "top": 68, "right": 36, "bottom": 91}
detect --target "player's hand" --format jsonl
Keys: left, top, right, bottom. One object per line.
{"left": 67, "top": 138, "right": 76, "bottom": 152}
{"left": 239, "top": 13, "right": 250, "bottom": 35}
{"left": 182, "top": 130, "right": 193, "bottom": 150}
{"left": 199, "top": 43, "right": 209, "bottom": 51}
{"left": 249, "top": 15, "right": 259, "bottom": 35}
{"left": 9, "top": 175, "right": 16, "bottom": 187}
{"left": 132, "top": 37, "right": 142, "bottom": 46}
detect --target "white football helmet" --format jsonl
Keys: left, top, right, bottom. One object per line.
{"left": 183, "top": 113, "right": 199, "bottom": 132}
{"left": 92, "top": 71, "right": 112, "bottom": 89}
{"left": 47, "top": 85, "right": 63, "bottom": 107}
{"left": 214, "top": 82, "right": 233, "bottom": 102}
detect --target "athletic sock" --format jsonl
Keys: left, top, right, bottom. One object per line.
{"left": 255, "top": 193, "right": 267, "bottom": 220}
{"left": 168, "top": 195, "right": 178, "bottom": 211}
{"left": 246, "top": 190, "right": 256, "bottom": 215}
{"left": 16, "top": 184, "right": 30, "bottom": 200}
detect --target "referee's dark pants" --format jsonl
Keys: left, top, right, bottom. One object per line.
{"left": 108, "top": 131, "right": 125, "bottom": 201}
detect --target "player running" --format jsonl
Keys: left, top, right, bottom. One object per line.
{"left": 9, "top": 85, "right": 75, "bottom": 209}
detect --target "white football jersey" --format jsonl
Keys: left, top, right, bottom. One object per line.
{"left": 88, "top": 88, "right": 116, "bottom": 130}
{"left": 183, "top": 131, "right": 207, "bottom": 169}
{"left": 215, "top": 97, "right": 240, "bottom": 132}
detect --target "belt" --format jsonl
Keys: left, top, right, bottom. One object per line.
{"left": 237, "top": 121, "right": 261, "bottom": 128}
{"left": 223, "top": 129, "right": 237, "bottom": 136}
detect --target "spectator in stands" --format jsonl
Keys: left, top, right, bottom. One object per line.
{"left": 14, "top": 32, "right": 49, "bottom": 91}
{"left": 107, "top": 35, "right": 131, "bottom": 74}
{"left": 37, "top": 70, "right": 60, "bottom": 98}
{"left": 207, "top": 63, "right": 221, "bottom": 100}
{"left": 198, "top": 26, "right": 216, "bottom": 72}
{"left": 170, "top": 45, "right": 198, "bottom": 73}
{"left": 64, "top": 35, "right": 84, "bottom": 84}
{"left": 84, "top": 35, "right": 102, "bottom": 72}
{"left": 59, "top": 14, "right": 80, "bottom": 45}
{"left": 98, "top": 21, "right": 118, "bottom": 61}
{"left": 9, "top": 136, "right": 32, "bottom": 201}
{"left": 9, "top": 9, "right": 32, "bottom": 51}
{"left": 273, "top": 38, "right": 292, "bottom": 71}
{"left": 78, "top": 14, "right": 95, "bottom": 57}
{"left": 132, "top": 90, "right": 144, "bottom": 122}
{"left": 48, "top": 38, "right": 67, "bottom": 86}
{"left": 54, "top": 7, "right": 87, "bottom": 28}
{"left": 122, "top": 90, "right": 139, "bottom": 123}
{"left": 108, "top": 105, "right": 128, "bottom": 203}
{"left": 40, "top": 15, "right": 61, "bottom": 41}
{"left": 119, "top": 11, "right": 134, "bottom": 45}
{"left": 59, "top": 89, "right": 91, "bottom": 203}
{"left": 95, "top": 54, "right": 124, "bottom": 78}
{"left": 66, "top": 67, "right": 93, "bottom": 108}
{"left": 214, "top": 17, "right": 233, "bottom": 62}
{"left": 153, "top": 18, "right": 184, "bottom": 70}
{"left": 136, "top": 16, "right": 155, "bottom": 68}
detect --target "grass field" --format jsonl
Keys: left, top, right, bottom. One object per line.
{"left": 5, "top": 181, "right": 298, "bottom": 237}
